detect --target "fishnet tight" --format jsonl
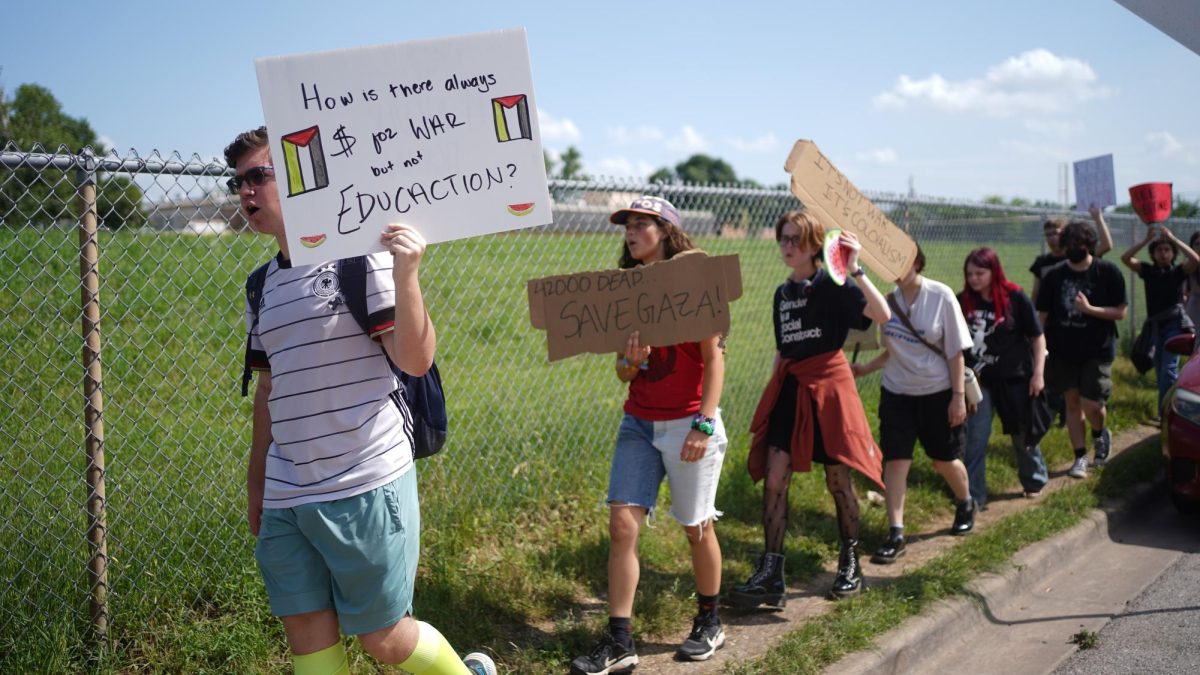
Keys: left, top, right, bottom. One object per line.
{"left": 763, "top": 446, "right": 860, "bottom": 552}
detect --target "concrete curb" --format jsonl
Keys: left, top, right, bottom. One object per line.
{"left": 826, "top": 449, "right": 1163, "bottom": 675}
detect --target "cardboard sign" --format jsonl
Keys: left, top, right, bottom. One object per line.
{"left": 255, "top": 28, "right": 552, "bottom": 265}
{"left": 527, "top": 251, "right": 743, "bottom": 362}
{"left": 1073, "top": 154, "right": 1116, "bottom": 212}
{"left": 784, "top": 140, "right": 917, "bottom": 281}
{"left": 844, "top": 324, "right": 880, "bottom": 353}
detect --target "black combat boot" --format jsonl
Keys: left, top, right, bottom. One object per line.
{"left": 952, "top": 497, "right": 976, "bottom": 536}
{"left": 829, "top": 540, "right": 863, "bottom": 599}
{"left": 729, "top": 552, "right": 786, "bottom": 610}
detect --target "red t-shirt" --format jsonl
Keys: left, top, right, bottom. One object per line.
{"left": 623, "top": 342, "right": 705, "bottom": 420}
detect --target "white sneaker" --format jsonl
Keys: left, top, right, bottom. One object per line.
{"left": 464, "top": 652, "right": 496, "bottom": 675}
{"left": 1068, "top": 456, "right": 1089, "bottom": 479}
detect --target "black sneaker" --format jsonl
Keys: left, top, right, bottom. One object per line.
{"left": 570, "top": 633, "right": 638, "bottom": 675}
{"left": 676, "top": 613, "right": 725, "bottom": 661}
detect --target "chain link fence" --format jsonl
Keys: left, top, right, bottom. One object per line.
{"left": 2, "top": 142, "right": 1192, "bottom": 659}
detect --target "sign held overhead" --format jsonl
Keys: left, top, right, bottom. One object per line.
{"left": 1073, "top": 154, "right": 1116, "bottom": 212}
{"left": 255, "top": 28, "right": 552, "bottom": 265}
{"left": 784, "top": 140, "right": 917, "bottom": 282}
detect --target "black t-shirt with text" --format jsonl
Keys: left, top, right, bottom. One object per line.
{"left": 774, "top": 269, "right": 871, "bottom": 361}
{"left": 963, "top": 288, "right": 1042, "bottom": 385}
{"left": 1137, "top": 263, "right": 1187, "bottom": 318}
{"left": 1035, "top": 258, "right": 1127, "bottom": 363}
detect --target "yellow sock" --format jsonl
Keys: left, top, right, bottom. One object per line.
{"left": 398, "top": 621, "right": 469, "bottom": 674}
{"left": 293, "top": 641, "right": 350, "bottom": 675}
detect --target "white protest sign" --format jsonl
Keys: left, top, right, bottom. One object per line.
{"left": 255, "top": 28, "right": 552, "bottom": 265}
{"left": 1073, "top": 154, "right": 1116, "bottom": 212}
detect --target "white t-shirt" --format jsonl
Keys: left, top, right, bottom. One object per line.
{"left": 881, "top": 277, "right": 972, "bottom": 396}
{"left": 246, "top": 252, "right": 413, "bottom": 509}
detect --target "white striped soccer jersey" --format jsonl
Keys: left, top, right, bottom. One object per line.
{"left": 245, "top": 252, "right": 413, "bottom": 508}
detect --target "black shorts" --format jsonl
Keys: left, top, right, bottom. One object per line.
{"left": 879, "top": 387, "right": 965, "bottom": 462}
{"left": 1045, "top": 356, "right": 1113, "bottom": 402}
{"left": 767, "top": 375, "right": 839, "bottom": 466}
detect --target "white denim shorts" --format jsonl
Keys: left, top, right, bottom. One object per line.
{"left": 607, "top": 411, "right": 727, "bottom": 526}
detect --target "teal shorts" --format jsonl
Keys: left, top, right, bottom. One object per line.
{"left": 254, "top": 468, "right": 420, "bottom": 635}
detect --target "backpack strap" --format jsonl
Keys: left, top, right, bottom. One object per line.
{"left": 240, "top": 262, "right": 271, "bottom": 397}
{"left": 335, "top": 255, "right": 371, "bottom": 334}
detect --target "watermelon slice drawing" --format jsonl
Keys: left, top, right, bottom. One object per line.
{"left": 299, "top": 234, "right": 327, "bottom": 249}
{"left": 507, "top": 202, "right": 535, "bottom": 216}
{"left": 823, "top": 229, "right": 850, "bottom": 285}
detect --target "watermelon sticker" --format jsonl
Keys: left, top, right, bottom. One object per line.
{"left": 507, "top": 202, "right": 535, "bottom": 216}
{"left": 299, "top": 234, "right": 327, "bottom": 249}
{"left": 823, "top": 229, "right": 850, "bottom": 285}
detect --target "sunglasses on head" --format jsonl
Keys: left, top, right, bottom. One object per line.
{"left": 227, "top": 166, "right": 275, "bottom": 194}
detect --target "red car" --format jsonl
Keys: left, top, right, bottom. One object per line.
{"left": 1162, "top": 333, "right": 1200, "bottom": 513}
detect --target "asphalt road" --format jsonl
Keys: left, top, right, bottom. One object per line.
{"left": 1055, "top": 517, "right": 1200, "bottom": 674}
{"left": 914, "top": 492, "right": 1200, "bottom": 675}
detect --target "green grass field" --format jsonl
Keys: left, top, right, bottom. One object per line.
{"left": 0, "top": 228, "right": 1158, "bottom": 673}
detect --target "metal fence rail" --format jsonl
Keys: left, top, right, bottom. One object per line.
{"left": 1, "top": 142, "right": 1192, "bottom": 656}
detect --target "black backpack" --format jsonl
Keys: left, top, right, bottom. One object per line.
{"left": 240, "top": 256, "right": 448, "bottom": 460}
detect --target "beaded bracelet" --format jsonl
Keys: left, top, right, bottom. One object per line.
{"left": 691, "top": 413, "right": 716, "bottom": 435}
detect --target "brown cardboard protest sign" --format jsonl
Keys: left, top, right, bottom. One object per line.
{"left": 528, "top": 251, "right": 742, "bottom": 361}
{"left": 844, "top": 324, "right": 880, "bottom": 353}
{"left": 784, "top": 140, "right": 917, "bottom": 281}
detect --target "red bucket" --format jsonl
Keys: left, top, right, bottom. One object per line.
{"left": 1129, "top": 182, "right": 1173, "bottom": 224}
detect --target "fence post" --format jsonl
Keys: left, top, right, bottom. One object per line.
{"left": 76, "top": 149, "right": 109, "bottom": 647}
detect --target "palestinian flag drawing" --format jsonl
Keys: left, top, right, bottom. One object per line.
{"left": 281, "top": 126, "right": 329, "bottom": 197}
{"left": 492, "top": 94, "right": 532, "bottom": 143}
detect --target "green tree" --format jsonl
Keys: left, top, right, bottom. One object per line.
{"left": 651, "top": 154, "right": 739, "bottom": 185}
{"left": 557, "top": 146, "right": 587, "bottom": 180}
{"left": 0, "top": 82, "right": 145, "bottom": 228}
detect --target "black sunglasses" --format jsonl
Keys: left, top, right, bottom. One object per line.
{"left": 227, "top": 165, "right": 275, "bottom": 194}
{"left": 778, "top": 235, "right": 804, "bottom": 247}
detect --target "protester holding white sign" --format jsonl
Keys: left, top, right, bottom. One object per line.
{"left": 570, "top": 197, "right": 729, "bottom": 674}
{"left": 255, "top": 28, "right": 552, "bottom": 266}
{"left": 228, "top": 127, "right": 493, "bottom": 675}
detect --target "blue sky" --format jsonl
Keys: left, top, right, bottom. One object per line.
{"left": 3, "top": 0, "right": 1198, "bottom": 203}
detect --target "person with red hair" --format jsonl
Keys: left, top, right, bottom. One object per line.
{"left": 960, "top": 248, "right": 1049, "bottom": 507}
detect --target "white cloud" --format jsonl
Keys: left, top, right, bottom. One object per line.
{"left": 873, "top": 49, "right": 1113, "bottom": 117}
{"left": 1023, "top": 119, "right": 1085, "bottom": 137}
{"left": 1146, "top": 131, "right": 1197, "bottom": 165}
{"left": 97, "top": 134, "right": 117, "bottom": 152}
{"left": 727, "top": 132, "right": 779, "bottom": 153}
{"left": 1147, "top": 131, "right": 1184, "bottom": 156}
{"left": 855, "top": 148, "right": 898, "bottom": 165}
{"left": 593, "top": 156, "right": 655, "bottom": 178}
{"left": 607, "top": 125, "right": 664, "bottom": 145}
{"left": 537, "top": 110, "right": 581, "bottom": 143}
{"left": 998, "top": 139, "right": 1070, "bottom": 162}
{"left": 665, "top": 125, "right": 707, "bottom": 153}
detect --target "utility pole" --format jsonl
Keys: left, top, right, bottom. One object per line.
{"left": 1058, "top": 162, "right": 1070, "bottom": 210}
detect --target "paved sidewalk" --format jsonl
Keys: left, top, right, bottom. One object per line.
{"left": 631, "top": 424, "right": 1160, "bottom": 674}
{"left": 826, "top": 426, "right": 1180, "bottom": 675}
